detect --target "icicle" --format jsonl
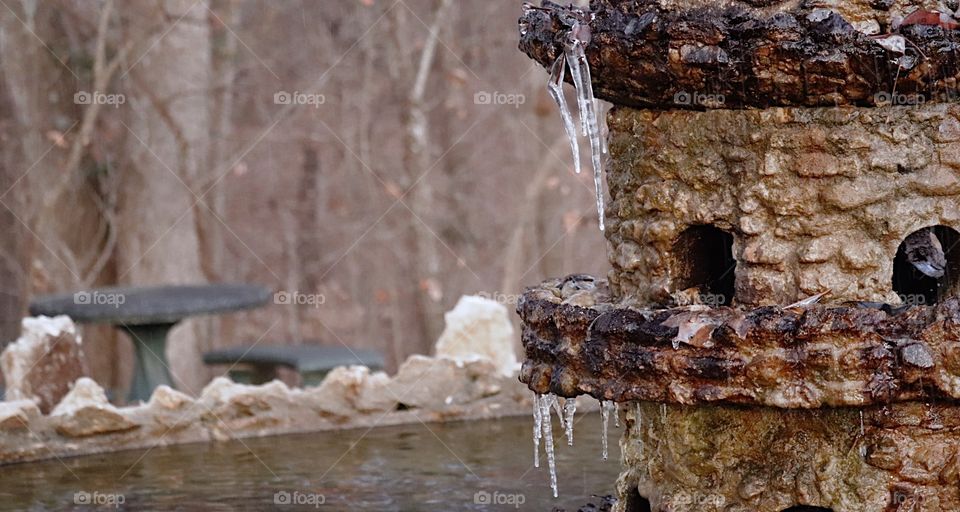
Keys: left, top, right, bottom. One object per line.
{"left": 565, "top": 40, "right": 605, "bottom": 231}
{"left": 550, "top": 395, "right": 566, "bottom": 430}
{"left": 547, "top": 55, "right": 582, "bottom": 175}
{"left": 636, "top": 403, "right": 643, "bottom": 457}
{"left": 539, "top": 396, "right": 559, "bottom": 497}
{"left": 859, "top": 410, "right": 867, "bottom": 457}
{"left": 563, "top": 398, "right": 577, "bottom": 446}
{"left": 613, "top": 402, "right": 620, "bottom": 428}
{"left": 601, "top": 400, "right": 611, "bottom": 461}
{"left": 597, "top": 98, "right": 608, "bottom": 155}
{"left": 533, "top": 394, "right": 542, "bottom": 468}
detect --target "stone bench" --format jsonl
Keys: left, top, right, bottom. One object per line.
{"left": 202, "top": 344, "right": 385, "bottom": 386}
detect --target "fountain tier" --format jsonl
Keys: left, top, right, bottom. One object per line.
{"left": 517, "top": 1, "right": 960, "bottom": 510}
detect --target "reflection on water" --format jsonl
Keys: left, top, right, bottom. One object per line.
{"left": 0, "top": 414, "right": 620, "bottom": 511}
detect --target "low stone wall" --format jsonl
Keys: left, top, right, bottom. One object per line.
{"left": 0, "top": 356, "right": 533, "bottom": 465}
{"left": 0, "top": 296, "right": 537, "bottom": 465}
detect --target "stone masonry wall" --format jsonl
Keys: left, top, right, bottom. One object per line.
{"left": 605, "top": 103, "right": 960, "bottom": 306}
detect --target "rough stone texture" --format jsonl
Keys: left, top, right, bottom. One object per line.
{"left": 0, "top": 294, "right": 545, "bottom": 465}
{"left": 1, "top": 316, "right": 88, "bottom": 414}
{"left": 434, "top": 295, "right": 519, "bottom": 377}
{"left": 0, "top": 401, "right": 41, "bottom": 432}
{"left": 615, "top": 401, "right": 960, "bottom": 512}
{"left": 0, "top": 354, "right": 535, "bottom": 465}
{"left": 604, "top": 104, "right": 960, "bottom": 306}
{"left": 391, "top": 355, "right": 505, "bottom": 410}
{"left": 50, "top": 378, "right": 139, "bottom": 437}
{"left": 519, "top": 0, "right": 960, "bottom": 109}
{"left": 520, "top": 275, "right": 960, "bottom": 407}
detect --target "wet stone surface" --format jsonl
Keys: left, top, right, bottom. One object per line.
{"left": 617, "top": 401, "right": 960, "bottom": 512}
{"left": 519, "top": 275, "right": 960, "bottom": 408}
{"left": 603, "top": 104, "right": 960, "bottom": 306}
{"left": 519, "top": 0, "right": 960, "bottom": 109}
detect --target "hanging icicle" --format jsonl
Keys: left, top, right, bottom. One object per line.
{"left": 563, "top": 398, "right": 577, "bottom": 446}
{"left": 859, "top": 410, "right": 867, "bottom": 457}
{"left": 636, "top": 403, "right": 643, "bottom": 457}
{"left": 545, "top": 7, "right": 607, "bottom": 231}
{"left": 548, "top": 55, "right": 581, "bottom": 175}
{"left": 533, "top": 393, "right": 542, "bottom": 468}
{"left": 565, "top": 39, "right": 606, "bottom": 231}
{"left": 613, "top": 402, "right": 620, "bottom": 428}
{"left": 600, "top": 400, "right": 612, "bottom": 460}
{"left": 540, "top": 395, "right": 559, "bottom": 497}
{"left": 550, "top": 395, "right": 566, "bottom": 430}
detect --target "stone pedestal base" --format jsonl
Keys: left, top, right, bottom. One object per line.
{"left": 615, "top": 402, "right": 960, "bottom": 512}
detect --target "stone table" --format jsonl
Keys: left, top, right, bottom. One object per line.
{"left": 29, "top": 284, "right": 271, "bottom": 402}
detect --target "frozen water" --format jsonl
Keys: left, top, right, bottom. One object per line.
{"left": 539, "top": 396, "right": 559, "bottom": 497}
{"left": 563, "top": 398, "right": 577, "bottom": 446}
{"left": 548, "top": 55, "right": 582, "bottom": 175}
{"left": 600, "top": 400, "right": 612, "bottom": 460}
{"left": 565, "top": 41, "right": 606, "bottom": 231}
{"left": 533, "top": 393, "right": 542, "bottom": 468}
{"left": 550, "top": 394, "right": 566, "bottom": 430}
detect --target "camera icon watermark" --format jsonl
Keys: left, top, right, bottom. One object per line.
{"left": 274, "top": 90, "right": 325, "bottom": 108}
{"left": 898, "top": 293, "right": 927, "bottom": 306}
{"left": 699, "top": 292, "right": 726, "bottom": 307}
{"left": 274, "top": 490, "right": 325, "bottom": 508}
{"left": 673, "top": 90, "right": 725, "bottom": 108}
{"left": 74, "top": 90, "right": 125, "bottom": 108}
{"left": 274, "top": 290, "right": 326, "bottom": 308}
{"left": 476, "top": 291, "right": 520, "bottom": 306}
{"left": 473, "top": 490, "right": 525, "bottom": 508}
{"left": 74, "top": 490, "right": 125, "bottom": 508}
{"left": 474, "top": 91, "right": 525, "bottom": 108}
{"left": 665, "top": 491, "right": 725, "bottom": 508}
{"left": 73, "top": 291, "right": 126, "bottom": 308}
{"left": 874, "top": 91, "right": 925, "bottom": 107}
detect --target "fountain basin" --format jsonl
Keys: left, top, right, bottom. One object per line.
{"left": 520, "top": 0, "right": 960, "bottom": 109}
{"left": 519, "top": 275, "right": 960, "bottom": 408}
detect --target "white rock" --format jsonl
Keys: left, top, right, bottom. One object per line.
{"left": 434, "top": 295, "right": 519, "bottom": 377}
{"left": 1, "top": 316, "right": 87, "bottom": 413}
{"left": 355, "top": 371, "right": 398, "bottom": 413}
{"left": 50, "top": 378, "right": 137, "bottom": 437}
{"left": 306, "top": 366, "right": 374, "bottom": 417}
{"left": 200, "top": 377, "right": 293, "bottom": 410}
{"left": 391, "top": 354, "right": 503, "bottom": 409}
{"left": 146, "top": 385, "right": 195, "bottom": 410}
{"left": 0, "top": 400, "right": 40, "bottom": 432}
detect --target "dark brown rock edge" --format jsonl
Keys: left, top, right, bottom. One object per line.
{"left": 519, "top": 275, "right": 960, "bottom": 408}
{"left": 519, "top": 0, "right": 960, "bottom": 109}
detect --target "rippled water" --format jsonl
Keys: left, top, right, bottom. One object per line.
{"left": 0, "top": 414, "right": 620, "bottom": 511}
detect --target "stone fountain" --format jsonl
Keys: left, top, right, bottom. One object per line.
{"left": 517, "top": 1, "right": 960, "bottom": 510}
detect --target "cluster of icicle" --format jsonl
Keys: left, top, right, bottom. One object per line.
{"left": 545, "top": 7, "right": 609, "bottom": 231}
{"left": 532, "top": 393, "right": 618, "bottom": 498}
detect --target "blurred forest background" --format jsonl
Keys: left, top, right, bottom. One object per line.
{"left": 0, "top": 0, "right": 604, "bottom": 398}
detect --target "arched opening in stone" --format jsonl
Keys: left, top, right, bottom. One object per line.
{"left": 781, "top": 507, "right": 833, "bottom": 512}
{"left": 671, "top": 225, "right": 736, "bottom": 306}
{"left": 622, "top": 487, "right": 651, "bottom": 512}
{"left": 892, "top": 225, "right": 960, "bottom": 306}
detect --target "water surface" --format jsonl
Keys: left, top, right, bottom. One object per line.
{"left": 0, "top": 414, "right": 621, "bottom": 511}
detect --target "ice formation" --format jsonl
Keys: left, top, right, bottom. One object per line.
{"left": 545, "top": 8, "right": 607, "bottom": 231}
{"left": 563, "top": 398, "right": 576, "bottom": 446}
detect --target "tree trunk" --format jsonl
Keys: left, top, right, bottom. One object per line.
{"left": 117, "top": 0, "right": 211, "bottom": 395}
